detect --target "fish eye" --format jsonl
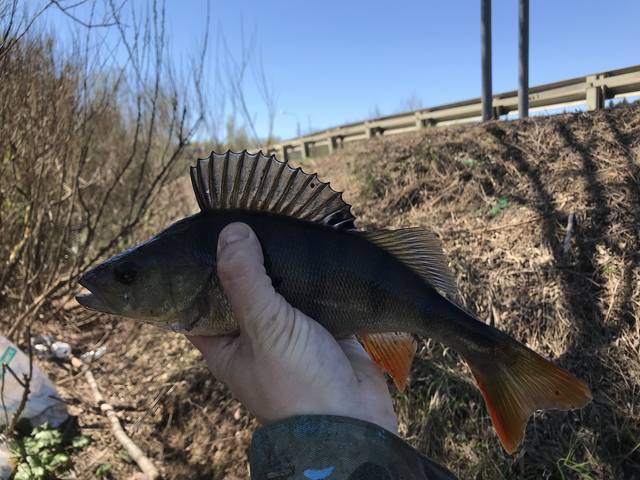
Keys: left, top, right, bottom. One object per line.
{"left": 114, "top": 261, "right": 138, "bottom": 285}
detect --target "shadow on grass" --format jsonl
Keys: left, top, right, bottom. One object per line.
{"left": 483, "top": 114, "right": 640, "bottom": 478}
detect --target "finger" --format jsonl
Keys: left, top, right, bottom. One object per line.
{"left": 186, "top": 334, "right": 237, "bottom": 381}
{"left": 216, "top": 222, "right": 293, "bottom": 341}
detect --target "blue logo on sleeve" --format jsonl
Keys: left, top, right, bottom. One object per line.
{"left": 303, "top": 466, "right": 335, "bottom": 479}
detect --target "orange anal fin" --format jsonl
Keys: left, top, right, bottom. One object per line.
{"left": 466, "top": 343, "right": 592, "bottom": 454}
{"left": 358, "top": 332, "right": 417, "bottom": 392}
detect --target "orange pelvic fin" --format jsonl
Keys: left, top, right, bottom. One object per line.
{"left": 466, "top": 341, "right": 592, "bottom": 454}
{"left": 359, "top": 332, "right": 417, "bottom": 392}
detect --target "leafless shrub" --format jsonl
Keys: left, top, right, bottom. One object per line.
{"left": 0, "top": 0, "right": 213, "bottom": 339}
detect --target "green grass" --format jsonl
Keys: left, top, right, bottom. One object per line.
{"left": 556, "top": 437, "right": 599, "bottom": 480}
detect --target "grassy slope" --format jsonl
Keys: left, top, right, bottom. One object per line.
{"left": 48, "top": 103, "right": 639, "bottom": 479}
{"left": 316, "top": 102, "right": 640, "bottom": 479}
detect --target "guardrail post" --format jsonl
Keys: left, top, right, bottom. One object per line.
{"left": 481, "top": 0, "right": 493, "bottom": 121}
{"left": 367, "top": 126, "right": 384, "bottom": 137}
{"left": 328, "top": 136, "right": 337, "bottom": 154}
{"left": 300, "top": 141, "right": 310, "bottom": 160}
{"left": 494, "top": 106, "right": 508, "bottom": 118}
{"left": 518, "top": 0, "right": 529, "bottom": 118}
{"left": 586, "top": 75, "right": 604, "bottom": 110}
{"left": 365, "top": 122, "right": 375, "bottom": 139}
{"left": 280, "top": 145, "right": 289, "bottom": 162}
{"left": 415, "top": 112, "right": 426, "bottom": 128}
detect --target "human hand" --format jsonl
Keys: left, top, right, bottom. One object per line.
{"left": 187, "top": 222, "right": 398, "bottom": 434}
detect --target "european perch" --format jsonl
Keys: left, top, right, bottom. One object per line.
{"left": 76, "top": 151, "right": 591, "bottom": 453}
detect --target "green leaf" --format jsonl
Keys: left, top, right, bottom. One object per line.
{"left": 51, "top": 452, "right": 70, "bottom": 468}
{"left": 72, "top": 435, "right": 91, "bottom": 449}
{"left": 33, "top": 428, "right": 62, "bottom": 450}
{"left": 489, "top": 196, "right": 508, "bottom": 217}
{"left": 15, "top": 464, "right": 33, "bottom": 480}
{"left": 95, "top": 463, "right": 111, "bottom": 477}
{"left": 31, "top": 465, "right": 46, "bottom": 478}
{"left": 39, "top": 449, "right": 53, "bottom": 465}
{"left": 117, "top": 448, "right": 132, "bottom": 463}
{"left": 461, "top": 157, "right": 478, "bottom": 168}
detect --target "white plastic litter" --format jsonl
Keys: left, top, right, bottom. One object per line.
{"left": 0, "top": 337, "right": 67, "bottom": 428}
{"left": 79, "top": 345, "right": 107, "bottom": 363}
{"left": 31, "top": 335, "right": 53, "bottom": 359}
{"left": 0, "top": 443, "right": 13, "bottom": 480}
{"left": 0, "top": 337, "right": 68, "bottom": 479}
{"left": 50, "top": 341, "right": 71, "bottom": 360}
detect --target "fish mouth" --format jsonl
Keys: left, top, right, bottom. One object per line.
{"left": 75, "top": 292, "right": 113, "bottom": 313}
{"left": 75, "top": 274, "right": 117, "bottom": 315}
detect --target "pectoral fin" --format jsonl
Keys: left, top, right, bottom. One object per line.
{"left": 359, "top": 332, "right": 417, "bottom": 392}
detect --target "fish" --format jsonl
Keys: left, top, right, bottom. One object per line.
{"left": 76, "top": 150, "right": 592, "bottom": 453}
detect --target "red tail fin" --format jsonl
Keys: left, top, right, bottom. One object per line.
{"left": 465, "top": 340, "right": 592, "bottom": 454}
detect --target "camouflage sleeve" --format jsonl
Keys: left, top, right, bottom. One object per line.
{"left": 249, "top": 415, "right": 457, "bottom": 480}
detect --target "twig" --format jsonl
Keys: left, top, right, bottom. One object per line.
{"left": 130, "top": 383, "right": 176, "bottom": 435}
{"left": 51, "top": 0, "right": 118, "bottom": 28}
{"left": 562, "top": 212, "right": 576, "bottom": 256}
{"left": 73, "top": 357, "right": 160, "bottom": 479}
{"left": 603, "top": 276, "right": 622, "bottom": 324}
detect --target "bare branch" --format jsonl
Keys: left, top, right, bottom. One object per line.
{"left": 51, "top": 0, "right": 118, "bottom": 28}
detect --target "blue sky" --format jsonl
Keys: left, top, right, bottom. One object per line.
{"left": 44, "top": 0, "right": 639, "bottom": 140}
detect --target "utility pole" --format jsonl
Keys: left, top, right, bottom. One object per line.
{"left": 518, "top": 0, "right": 529, "bottom": 118}
{"left": 481, "top": 0, "right": 492, "bottom": 121}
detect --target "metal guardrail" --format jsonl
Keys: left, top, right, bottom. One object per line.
{"left": 265, "top": 65, "right": 640, "bottom": 161}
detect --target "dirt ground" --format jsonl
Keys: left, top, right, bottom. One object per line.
{"left": 33, "top": 102, "right": 639, "bottom": 478}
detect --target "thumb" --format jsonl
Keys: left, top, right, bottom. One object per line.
{"left": 216, "top": 222, "right": 294, "bottom": 341}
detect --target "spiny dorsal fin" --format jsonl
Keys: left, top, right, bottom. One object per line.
{"left": 358, "top": 332, "right": 417, "bottom": 392}
{"left": 190, "top": 150, "right": 356, "bottom": 229}
{"left": 363, "top": 227, "right": 458, "bottom": 297}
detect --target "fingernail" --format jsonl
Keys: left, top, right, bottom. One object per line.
{"left": 218, "top": 223, "right": 251, "bottom": 251}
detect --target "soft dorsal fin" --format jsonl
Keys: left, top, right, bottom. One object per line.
{"left": 358, "top": 332, "right": 417, "bottom": 392}
{"left": 363, "top": 228, "right": 458, "bottom": 297}
{"left": 190, "top": 150, "right": 356, "bottom": 229}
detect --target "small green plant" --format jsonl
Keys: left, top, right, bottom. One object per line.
{"left": 95, "top": 463, "right": 111, "bottom": 477}
{"left": 488, "top": 197, "right": 508, "bottom": 217}
{"left": 601, "top": 262, "right": 615, "bottom": 277}
{"left": 10, "top": 423, "right": 91, "bottom": 480}
{"left": 461, "top": 157, "right": 479, "bottom": 168}
{"left": 117, "top": 448, "right": 132, "bottom": 463}
{"left": 556, "top": 438, "right": 598, "bottom": 480}
{"left": 71, "top": 435, "right": 91, "bottom": 449}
